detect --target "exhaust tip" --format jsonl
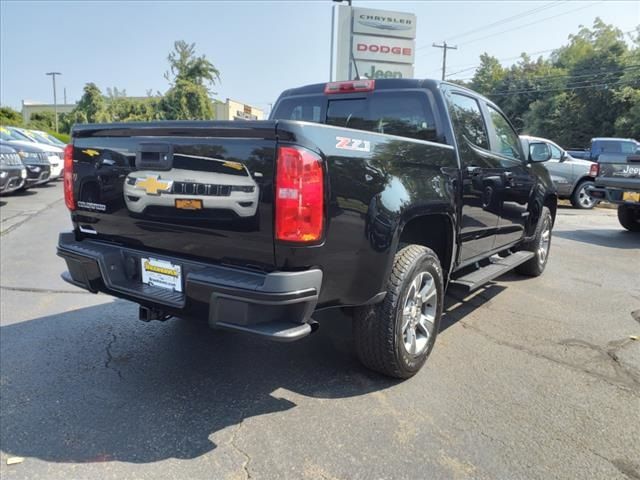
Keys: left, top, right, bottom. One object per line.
{"left": 308, "top": 319, "right": 320, "bottom": 333}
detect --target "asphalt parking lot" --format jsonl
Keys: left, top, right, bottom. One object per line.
{"left": 1, "top": 182, "right": 639, "bottom": 480}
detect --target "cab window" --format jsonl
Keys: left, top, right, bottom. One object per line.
{"left": 486, "top": 106, "right": 522, "bottom": 160}
{"left": 326, "top": 91, "right": 439, "bottom": 142}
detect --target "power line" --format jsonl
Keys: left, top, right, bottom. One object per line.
{"left": 457, "top": 1, "right": 602, "bottom": 47}
{"left": 451, "top": 64, "right": 640, "bottom": 84}
{"left": 442, "top": 27, "right": 639, "bottom": 80}
{"left": 416, "top": 0, "right": 567, "bottom": 51}
{"left": 442, "top": 48, "right": 557, "bottom": 77}
{"left": 489, "top": 78, "right": 636, "bottom": 96}
{"left": 445, "top": 1, "right": 567, "bottom": 43}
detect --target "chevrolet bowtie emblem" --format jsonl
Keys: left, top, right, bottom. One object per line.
{"left": 82, "top": 149, "right": 100, "bottom": 157}
{"left": 135, "top": 175, "right": 173, "bottom": 195}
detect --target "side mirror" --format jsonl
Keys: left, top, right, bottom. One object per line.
{"left": 559, "top": 151, "right": 568, "bottom": 162}
{"left": 528, "top": 142, "right": 552, "bottom": 163}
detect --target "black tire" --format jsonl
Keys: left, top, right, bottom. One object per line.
{"left": 353, "top": 245, "right": 443, "bottom": 379}
{"left": 516, "top": 206, "right": 552, "bottom": 277}
{"left": 570, "top": 180, "right": 598, "bottom": 209}
{"left": 617, "top": 205, "right": 640, "bottom": 232}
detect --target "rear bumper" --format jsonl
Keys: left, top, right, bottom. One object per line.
{"left": 56, "top": 232, "right": 322, "bottom": 341}
{"left": 587, "top": 184, "right": 640, "bottom": 206}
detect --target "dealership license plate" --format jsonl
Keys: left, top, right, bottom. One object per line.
{"left": 622, "top": 191, "right": 640, "bottom": 202}
{"left": 175, "top": 199, "right": 203, "bottom": 210}
{"left": 141, "top": 257, "right": 183, "bottom": 292}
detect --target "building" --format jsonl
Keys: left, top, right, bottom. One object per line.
{"left": 21, "top": 101, "right": 76, "bottom": 123}
{"left": 215, "top": 99, "right": 265, "bottom": 121}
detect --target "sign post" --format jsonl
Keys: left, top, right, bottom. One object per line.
{"left": 331, "top": 5, "right": 416, "bottom": 81}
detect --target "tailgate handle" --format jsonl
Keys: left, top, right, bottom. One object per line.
{"left": 136, "top": 143, "right": 173, "bottom": 171}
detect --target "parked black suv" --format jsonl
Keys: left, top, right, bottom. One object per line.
{"left": 0, "top": 144, "right": 26, "bottom": 194}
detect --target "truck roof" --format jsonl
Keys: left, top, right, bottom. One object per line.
{"left": 278, "top": 78, "right": 492, "bottom": 103}
{"left": 592, "top": 137, "right": 639, "bottom": 143}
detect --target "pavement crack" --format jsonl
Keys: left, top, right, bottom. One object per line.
{"left": 228, "top": 406, "right": 252, "bottom": 479}
{"left": 104, "top": 332, "right": 123, "bottom": 380}
{"left": 574, "top": 441, "right": 640, "bottom": 480}
{"left": 0, "top": 285, "right": 93, "bottom": 295}
{"left": 460, "top": 321, "right": 640, "bottom": 395}
{"left": 0, "top": 197, "right": 63, "bottom": 236}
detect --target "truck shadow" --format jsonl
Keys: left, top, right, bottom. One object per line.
{"left": 554, "top": 229, "right": 639, "bottom": 249}
{"left": 441, "top": 285, "right": 507, "bottom": 331}
{"left": 0, "top": 286, "right": 506, "bottom": 465}
{"left": 0, "top": 300, "right": 398, "bottom": 464}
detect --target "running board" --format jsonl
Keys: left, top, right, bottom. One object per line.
{"left": 449, "top": 251, "right": 534, "bottom": 292}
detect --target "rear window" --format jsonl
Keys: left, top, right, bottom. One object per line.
{"left": 595, "top": 140, "right": 640, "bottom": 162}
{"left": 272, "top": 91, "right": 439, "bottom": 142}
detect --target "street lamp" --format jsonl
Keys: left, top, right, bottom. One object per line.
{"left": 45, "top": 72, "right": 62, "bottom": 133}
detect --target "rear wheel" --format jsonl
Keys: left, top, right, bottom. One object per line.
{"left": 516, "top": 206, "right": 552, "bottom": 277}
{"left": 353, "top": 245, "right": 443, "bottom": 379}
{"left": 570, "top": 180, "right": 598, "bottom": 209}
{"left": 617, "top": 205, "right": 640, "bottom": 232}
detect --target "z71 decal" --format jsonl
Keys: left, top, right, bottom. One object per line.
{"left": 336, "top": 136, "right": 371, "bottom": 152}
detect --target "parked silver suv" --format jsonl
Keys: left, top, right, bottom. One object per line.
{"left": 521, "top": 135, "right": 598, "bottom": 209}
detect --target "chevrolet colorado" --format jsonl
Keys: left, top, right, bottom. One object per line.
{"left": 58, "top": 79, "right": 557, "bottom": 378}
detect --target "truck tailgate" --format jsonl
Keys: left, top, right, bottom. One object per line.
{"left": 70, "top": 122, "right": 277, "bottom": 270}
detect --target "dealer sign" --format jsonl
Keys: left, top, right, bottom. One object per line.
{"left": 352, "top": 7, "right": 417, "bottom": 39}
{"left": 353, "top": 35, "right": 415, "bottom": 64}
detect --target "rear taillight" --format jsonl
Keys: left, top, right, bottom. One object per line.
{"left": 64, "top": 144, "right": 75, "bottom": 210}
{"left": 275, "top": 146, "right": 324, "bottom": 243}
{"left": 589, "top": 163, "right": 599, "bottom": 177}
{"left": 324, "top": 79, "right": 375, "bottom": 94}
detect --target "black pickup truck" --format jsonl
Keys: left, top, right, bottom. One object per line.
{"left": 58, "top": 79, "right": 557, "bottom": 378}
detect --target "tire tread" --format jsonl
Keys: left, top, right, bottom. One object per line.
{"left": 354, "top": 245, "right": 440, "bottom": 378}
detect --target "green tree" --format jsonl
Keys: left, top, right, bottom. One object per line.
{"left": 468, "top": 18, "right": 639, "bottom": 146}
{"left": 0, "top": 106, "right": 23, "bottom": 126}
{"left": 108, "top": 96, "right": 163, "bottom": 122}
{"left": 164, "top": 40, "right": 220, "bottom": 87}
{"left": 27, "top": 111, "right": 56, "bottom": 130}
{"left": 470, "top": 54, "right": 506, "bottom": 96}
{"left": 59, "top": 111, "right": 87, "bottom": 134}
{"left": 159, "top": 41, "right": 220, "bottom": 120}
{"left": 75, "top": 83, "right": 108, "bottom": 123}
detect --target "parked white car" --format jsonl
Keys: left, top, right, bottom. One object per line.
{"left": 1, "top": 127, "right": 64, "bottom": 179}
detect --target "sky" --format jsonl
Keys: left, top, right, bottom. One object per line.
{"left": 1, "top": 0, "right": 638, "bottom": 114}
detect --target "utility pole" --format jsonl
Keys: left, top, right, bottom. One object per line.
{"left": 45, "top": 72, "right": 62, "bottom": 132}
{"left": 432, "top": 42, "right": 458, "bottom": 80}
{"left": 64, "top": 87, "right": 67, "bottom": 105}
